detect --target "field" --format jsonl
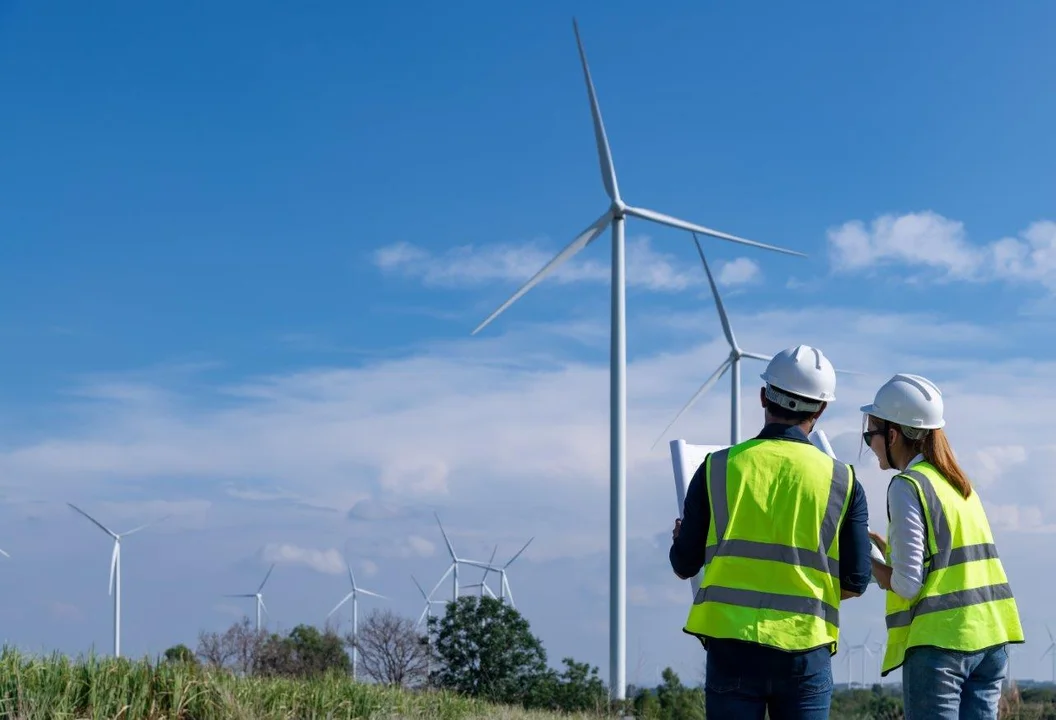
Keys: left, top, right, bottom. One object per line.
{"left": 0, "top": 649, "right": 608, "bottom": 720}
{"left": 2, "top": 647, "right": 1053, "bottom": 720}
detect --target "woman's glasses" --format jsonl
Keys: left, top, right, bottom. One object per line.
{"left": 862, "top": 429, "right": 884, "bottom": 445}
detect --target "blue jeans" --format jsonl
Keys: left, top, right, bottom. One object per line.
{"left": 704, "top": 645, "right": 833, "bottom": 719}
{"left": 902, "top": 644, "right": 1008, "bottom": 720}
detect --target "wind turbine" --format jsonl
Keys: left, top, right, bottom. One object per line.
{"left": 653, "top": 233, "right": 862, "bottom": 449}
{"left": 431, "top": 513, "right": 492, "bottom": 602}
{"left": 1043, "top": 625, "right": 1056, "bottom": 684}
{"left": 67, "top": 502, "right": 166, "bottom": 658}
{"left": 481, "top": 538, "right": 534, "bottom": 608}
{"left": 327, "top": 560, "right": 386, "bottom": 681}
{"left": 225, "top": 563, "right": 274, "bottom": 633}
{"left": 469, "top": 20, "right": 805, "bottom": 700}
{"left": 463, "top": 546, "right": 501, "bottom": 600}
{"left": 412, "top": 574, "right": 447, "bottom": 628}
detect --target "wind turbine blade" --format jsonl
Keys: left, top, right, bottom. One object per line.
{"left": 327, "top": 591, "right": 355, "bottom": 619}
{"left": 224, "top": 593, "right": 256, "bottom": 598}
{"left": 428, "top": 565, "right": 453, "bottom": 599}
{"left": 471, "top": 210, "right": 613, "bottom": 336}
{"left": 835, "top": 368, "right": 867, "bottom": 376}
{"left": 349, "top": 565, "right": 358, "bottom": 591}
{"left": 741, "top": 351, "right": 772, "bottom": 362}
{"left": 259, "top": 597, "right": 269, "bottom": 619}
{"left": 692, "top": 234, "right": 737, "bottom": 350}
{"left": 67, "top": 503, "right": 118, "bottom": 539}
{"left": 108, "top": 541, "right": 119, "bottom": 596}
{"left": 624, "top": 206, "right": 806, "bottom": 257}
{"left": 257, "top": 563, "right": 275, "bottom": 593}
{"left": 434, "top": 513, "right": 458, "bottom": 561}
{"left": 571, "top": 19, "right": 619, "bottom": 203}
{"left": 358, "top": 589, "right": 386, "bottom": 600}
{"left": 650, "top": 357, "right": 733, "bottom": 450}
{"left": 0, "top": 548, "right": 9, "bottom": 558}
{"left": 481, "top": 545, "right": 497, "bottom": 583}
{"left": 121, "top": 514, "right": 170, "bottom": 537}
{"left": 417, "top": 605, "right": 429, "bottom": 627}
{"left": 411, "top": 575, "right": 429, "bottom": 601}
{"left": 504, "top": 538, "right": 534, "bottom": 568}
{"left": 458, "top": 560, "right": 496, "bottom": 572}
{"left": 1048, "top": 625, "right": 1054, "bottom": 644}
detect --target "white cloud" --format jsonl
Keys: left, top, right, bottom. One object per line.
{"left": 827, "top": 212, "right": 1056, "bottom": 288}
{"left": 372, "top": 237, "right": 763, "bottom": 293}
{"left": 717, "top": 257, "right": 761, "bottom": 287}
{"left": 260, "top": 543, "right": 345, "bottom": 575}
{"left": 406, "top": 535, "right": 435, "bottom": 558}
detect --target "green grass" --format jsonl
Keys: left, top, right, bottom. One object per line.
{"left": 0, "top": 648, "right": 613, "bottom": 720}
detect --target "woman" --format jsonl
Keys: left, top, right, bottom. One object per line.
{"left": 861, "top": 373, "right": 1023, "bottom": 720}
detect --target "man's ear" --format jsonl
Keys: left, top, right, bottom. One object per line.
{"left": 813, "top": 401, "right": 828, "bottom": 420}
{"left": 759, "top": 387, "right": 767, "bottom": 408}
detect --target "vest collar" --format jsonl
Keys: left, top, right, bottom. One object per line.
{"left": 756, "top": 422, "right": 812, "bottom": 444}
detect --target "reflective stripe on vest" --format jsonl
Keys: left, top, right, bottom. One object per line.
{"left": 880, "top": 464, "right": 1024, "bottom": 675}
{"left": 683, "top": 440, "right": 854, "bottom": 653}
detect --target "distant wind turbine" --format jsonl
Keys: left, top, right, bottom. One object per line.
{"left": 412, "top": 575, "right": 446, "bottom": 629}
{"left": 327, "top": 560, "right": 385, "bottom": 681}
{"left": 469, "top": 19, "right": 806, "bottom": 701}
{"left": 478, "top": 538, "right": 534, "bottom": 608}
{"left": 67, "top": 502, "right": 166, "bottom": 657}
{"left": 431, "top": 513, "right": 492, "bottom": 602}
{"left": 653, "top": 233, "right": 861, "bottom": 448}
{"left": 1043, "top": 626, "right": 1056, "bottom": 684}
{"left": 225, "top": 563, "right": 274, "bottom": 633}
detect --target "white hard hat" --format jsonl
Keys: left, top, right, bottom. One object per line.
{"left": 860, "top": 373, "right": 945, "bottom": 430}
{"left": 759, "top": 345, "right": 837, "bottom": 407}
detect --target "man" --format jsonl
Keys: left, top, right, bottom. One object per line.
{"left": 670, "top": 344, "right": 871, "bottom": 719}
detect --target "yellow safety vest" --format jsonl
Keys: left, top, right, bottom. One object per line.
{"left": 881, "top": 461, "right": 1024, "bottom": 675}
{"left": 683, "top": 438, "right": 854, "bottom": 654}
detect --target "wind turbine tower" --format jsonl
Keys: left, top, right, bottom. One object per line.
{"left": 67, "top": 502, "right": 165, "bottom": 657}
{"left": 225, "top": 563, "right": 275, "bottom": 633}
{"left": 470, "top": 20, "right": 805, "bottom": 700}
{"left": 327, "top": 560, "right": 386, "bottom": 681}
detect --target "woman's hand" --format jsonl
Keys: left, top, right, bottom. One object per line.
{"left": 869, "top": 531, "right": 888, "bottom": 555}
{"left": 871, "top": 559, "right": 893, "bottom": 591}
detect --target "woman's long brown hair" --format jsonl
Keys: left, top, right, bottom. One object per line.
{"left": 912, "top": 428, "right": 973, "bottom": 499}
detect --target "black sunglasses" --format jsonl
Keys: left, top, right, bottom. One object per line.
{"left": 862, "top": 429, "right": 884, "bottom": 445}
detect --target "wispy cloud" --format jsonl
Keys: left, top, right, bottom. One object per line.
{"left": 827, "top": 212, "right": 1056, "bottom": 289}
{"left": 260, "top": 543, "right": 345, "bottom": 575}
{"left": 372, "top": 237, "right": 762, "bottom": 292}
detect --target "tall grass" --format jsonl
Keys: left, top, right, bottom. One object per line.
{"left": 0, "top": 647, "right": 612, "bottom": 720}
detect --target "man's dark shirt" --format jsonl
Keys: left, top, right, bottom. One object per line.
{"left": 668, "top": 422, "right": 872, "bottom": 670}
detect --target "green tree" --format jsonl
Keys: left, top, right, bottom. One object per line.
{"left": 162, "top": 643, "right": 197, "bottom": 666}
{"left": 254, "top": 624, "right": 350, "bottom": 678}
{"left": 655, "top": 667, "right": 704, "bottom": 720}
{"left": 633, "top": 687, "right": 661, "bottom": 719}
{"left": 428, "top": 596, "right": 549, "bottom": 705}
{"left": 527, "top": 657, "right": 609, "bottom": 712}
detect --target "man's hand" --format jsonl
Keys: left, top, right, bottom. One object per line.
{"left": 672, "top": 518, "right": 681, "bottom": 542}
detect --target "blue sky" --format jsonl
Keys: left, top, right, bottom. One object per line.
{"left": 1, "top": 0, "right": 1055, "bottom": 689}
